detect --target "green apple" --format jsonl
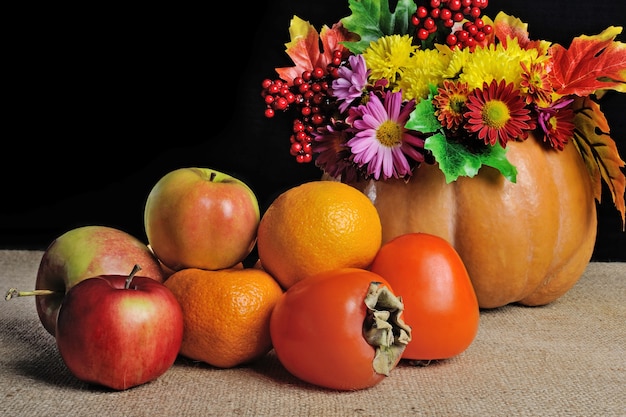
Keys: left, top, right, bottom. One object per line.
{"left": 144, "top": 167, "right": 260, "bottom": 271}
{"left": 34, "top": 225, "right": 165, "bottom": 335}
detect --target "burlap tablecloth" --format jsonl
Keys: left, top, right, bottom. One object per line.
{"left": 1, "top": 250, "right": 624, "bottom": 416}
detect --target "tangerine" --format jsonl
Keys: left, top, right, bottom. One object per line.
{"left": 163, "top": 267, "right": 283, "bottom": 368}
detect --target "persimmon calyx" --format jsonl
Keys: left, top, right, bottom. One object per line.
{"left": 363, "top": 282, "right": 412, "bottom": 376}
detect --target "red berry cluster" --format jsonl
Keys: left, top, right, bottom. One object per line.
{"left": 261, "top": 51, "right": 343, "bottom": 163}
{"left": 411, "top": 0, "right": 492, "bottom": 50}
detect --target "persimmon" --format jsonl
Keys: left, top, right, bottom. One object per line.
{"left": 269, "top": 267, "right": 411, "bottom": 390}
{"left": 369, "top": 233, "right": 480, "bottom": 362}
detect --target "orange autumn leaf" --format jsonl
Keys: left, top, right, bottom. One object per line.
{"left": 571, "top": 96, "right": 626, "bottom": 228}
{"left": 549, "top": 26, "right": 626, "bottom": 97}
{"left": 492, "top": 12, "right": 550, "bottom": 53}
{"left": 275, "top": 16, "right": 354, "bottom": 86}
{"left": 493, "top": 11, "right": 530, "bottom": 46}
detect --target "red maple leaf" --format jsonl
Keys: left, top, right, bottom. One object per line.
{"left": 549, "top": 26, "right": 626, "bottom": 97}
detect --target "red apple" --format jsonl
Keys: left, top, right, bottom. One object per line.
{"left": 35, "top": 225, "right": 165, "bottom": 336}
{"left": 144, "top": 167, "right": 260, "bottom": 271}
{"left": 55, "top": 265, "right": 183, "bottom": 391}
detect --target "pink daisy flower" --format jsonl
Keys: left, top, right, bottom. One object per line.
{"left": 347, "top": 91, "right": 425, "bottom": 180}
{"left": 332, "top": 54, "right": 370, "bottom": 113}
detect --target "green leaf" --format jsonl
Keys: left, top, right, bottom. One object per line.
{"left": 425, "top": 135, "right": 518, "bottom": 183}
{"left": 341, "top": 0, "right": 417, "bottom": 54}
{"left": 482, "top": 143, "right": 518, "bottom": 183}
{"left": 405, "top": 96, "right": 441, "bottom": 134}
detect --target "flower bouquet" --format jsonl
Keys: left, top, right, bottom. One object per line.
{"left": 260, "top": 0, "right": 626, "bottom": 307}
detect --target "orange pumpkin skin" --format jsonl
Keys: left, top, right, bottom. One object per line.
{"left": 346, "top": 137, "right": 597, "bottom": 308}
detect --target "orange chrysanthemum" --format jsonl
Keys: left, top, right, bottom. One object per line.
{"left": 520, "top": 61, "right": 552, "bottom": 105}
{"left": 433, "top": 80, "right": 470, "bottom": 131}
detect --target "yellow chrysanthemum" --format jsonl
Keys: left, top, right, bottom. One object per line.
{"left": 458, "top": 37, "right": 539, "bottom": 90}
{"left": 397, "top": 49, "right": 451, "bottom": 101}
{"left": 363, "top": 34, "right": 417, "bottom": 86}
{"left": 441, "top": 45, "right": 472, "bottom": 79}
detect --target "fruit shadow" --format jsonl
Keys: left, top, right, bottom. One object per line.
{"left": 247, "top": 349, "right": 306, "bottom": 387}
{"left": 174, "top": 349, "right": 334, "bottom": 392}
{"left": 1, "top": 316, "right": 86, "bottom": 389}
{"left": 248, "top": 350, "right": 368, "bottom": 393}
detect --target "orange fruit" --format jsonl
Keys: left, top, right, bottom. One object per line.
{"left": 256, "top": 180, "right": 382, "bottom": 289}
{"left": 163, "top": 267, "right": 283, "bottom": 368}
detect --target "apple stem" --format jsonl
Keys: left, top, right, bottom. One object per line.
{"left": 209, "top": 171, "right": 217, "bottom": 181}
{"left": 5, "top": 288, "right": 57, "bottom": 301}
{"left": 125, "top": 264, "right": 142, "bottom": 289}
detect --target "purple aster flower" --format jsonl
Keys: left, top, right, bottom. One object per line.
{"left": 332, "top": 54, "right": 370, "bottom": 113}
{"left": 347, "top": 91, "right": 426, "bottom": 180}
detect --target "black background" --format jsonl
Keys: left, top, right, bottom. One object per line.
{"left": 3, "top": 0, "right": 625, "bottom": 260}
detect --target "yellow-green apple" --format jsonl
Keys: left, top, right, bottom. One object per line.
{"left": 34, "top": 225, "right": 165, "bottom": 336}
{"left": 55, "top": 265, "right": 183, "bottom": 390}
{"left": 144, "top": 167, "right": 260, "bottom": 271}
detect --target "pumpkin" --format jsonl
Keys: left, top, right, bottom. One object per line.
{"left": 342, "top": 135, "right": 598, "bottom": 308}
